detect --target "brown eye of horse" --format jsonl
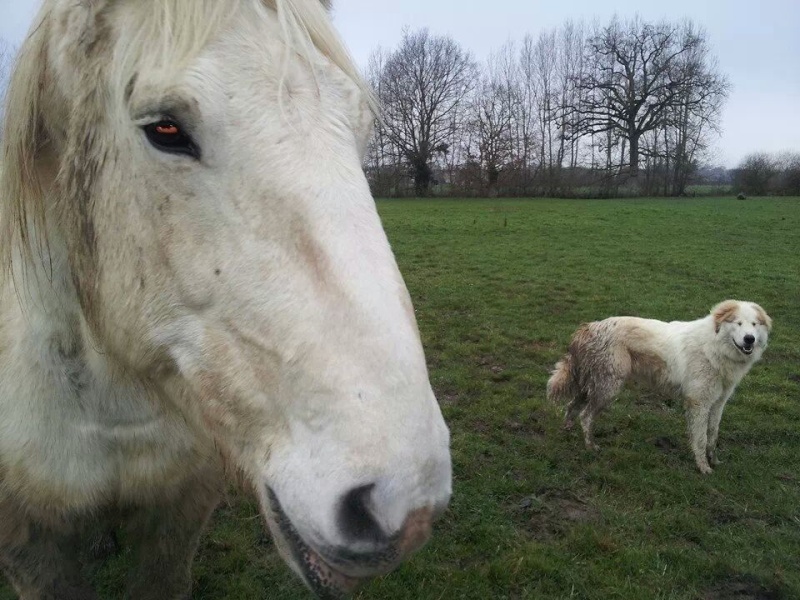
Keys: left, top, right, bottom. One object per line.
{"left": 155, "top": 124, "right": 179, "bottom": 135}
{"left": 143, "top": 120, "right": 200, "bottom": 159}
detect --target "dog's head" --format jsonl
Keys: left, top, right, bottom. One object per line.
{"left": 712, "top": 300, "right": 772, "bottom": 360}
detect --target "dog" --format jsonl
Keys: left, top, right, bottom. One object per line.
{"left": 547, "top": 300, "right": 772, "bottom": 473}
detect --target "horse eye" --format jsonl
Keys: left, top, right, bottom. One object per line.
{"left": 142, "top": 120, "right": 200, "bottom": 158}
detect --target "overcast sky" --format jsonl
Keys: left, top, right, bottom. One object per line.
{"left": 2, "top": 0, "right": 798, "bottom": 167}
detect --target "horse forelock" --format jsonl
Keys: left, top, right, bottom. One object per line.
{"left": 0, "top": 0, "right": 371, "bottom": 287}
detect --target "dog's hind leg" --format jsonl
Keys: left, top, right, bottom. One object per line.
{"left": 564, "top": 393, "right": 587, "bottom": 430}
{"left": 579, "top": 395, "right": 611, "bottom": 452}
{"left": 578, "top": 346, "right": 632, "bottom": 451}
{"left": 578, "top": 370, "right": 626, "bottom": 452}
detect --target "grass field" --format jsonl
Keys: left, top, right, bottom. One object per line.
{"left": 2, "top": 197, "right": 799, "bottom": 599}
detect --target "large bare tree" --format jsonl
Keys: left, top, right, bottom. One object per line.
{"left": 572, "top": 17, "right": 728, "bottom": 179}
{"left": 371, "top": 29, "right": 476, "bottom": 196}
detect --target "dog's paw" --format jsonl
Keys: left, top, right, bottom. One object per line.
{"left": 707, "top": 451, "right": 722, "bottom": 466}
{"left": 563, "top": 419, "right": 575, "bottom": 431}
{"left": 585, "top": 442, "right": 601, "bottom": 452}
{"left": 697, "top": 462, "right": 713, "bottom": 475}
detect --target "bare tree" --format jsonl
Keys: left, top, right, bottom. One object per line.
{"left": 372, "top": 29, "right": 476, "bottom": 196}
{"left": 515, "top": 36, "right": 540, "bottom": 186}
{"left": 572, "top": 17, "right": 728, "bottom": 179}
{"left": 465, "top": 47, "right": 519, "bottom": 195}
{"left": 660, "top": 22, "right": 729, "bottom": 194}
{"left": 364, "top": 48, "right": 402, "bottom": 196}
{"left": 532, "top": 30, "right": 558, "bottom": 188}
{"left": 537, "top": 21, "right": 586, "bottom": 193}
{"left": 557, "top": 21, "right": 586, "bottom": 174}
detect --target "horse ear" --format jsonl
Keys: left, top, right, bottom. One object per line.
{"left": 711, "top": 300, "right": 738, "bottom": 334}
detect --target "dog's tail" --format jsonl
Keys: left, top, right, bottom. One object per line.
{"left": 547, "top": 352, "right": 578, "bottom": 404}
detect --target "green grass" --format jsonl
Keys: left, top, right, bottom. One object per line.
{"left": 2, "top": 197, "right": 799, "bottom": 599}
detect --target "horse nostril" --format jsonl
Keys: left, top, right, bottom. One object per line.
{"left": 744, "top": 334, "right": 755, "bottom": 345}
{"left": 338, "top": 484, "right": 387, "bottom": 544}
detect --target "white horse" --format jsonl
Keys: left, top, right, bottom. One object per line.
{"left": 0, "top": 1, "right": 452, "bottom": 598}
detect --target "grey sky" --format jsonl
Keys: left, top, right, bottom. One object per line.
{"left": 2, "top": 0, "right": 798, "bottom": 167}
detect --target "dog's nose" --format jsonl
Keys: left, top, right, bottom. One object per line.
{"left": 743, "top": 334, "right": 755, "bottom": 345}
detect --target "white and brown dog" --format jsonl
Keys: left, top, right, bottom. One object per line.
{"left": 547, "top": 300, "right": 772, "bottom": 473}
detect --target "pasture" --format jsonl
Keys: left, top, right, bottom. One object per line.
{"left": 2, "top": 196, "right": 799, "bottom": 599}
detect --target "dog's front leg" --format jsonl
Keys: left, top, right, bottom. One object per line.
{"left": 706, "top": 392, "right": 732, "bottom": 466}
{"left": 685, "top": 398, "right": 713, "bottom": 474}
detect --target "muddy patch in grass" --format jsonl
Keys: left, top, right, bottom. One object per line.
{"left": 653, "top": 435, "right": 679, "bottom": 453}
{"left": 433, "top": 385, "right": 461, "bottom": 406}
{"left": 476, "top": 355, "right": 513, "bottom": 382}
{"left": 438, "top": 391, "right": 460, "bottom": 406}
{"left": 513, "top": 489, "right": 600, "bottom": 541}
{"left": 521, "top": 339, "right": 559, "bottom": 359}
{"left": 702, "top": 574, "right": 784, "bottom": 599}
{"left": 470, "top": 419, "right": 491, "bottom": 434}
{"left": 505, "top": 412, "right": 546, "bottom": 442}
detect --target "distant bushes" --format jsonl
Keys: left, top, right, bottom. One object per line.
{"left": 732, "top": 151, "right": 800, "bottom": 196}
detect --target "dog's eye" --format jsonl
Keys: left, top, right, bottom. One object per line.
{"left": 752, "top": 322, "right": 756, "bottom": 327}
{"left": 142, "top": 120, "right": 200, "bottom": 159}
{"left": 737, "top": 321, "right": 742, "bottom": 326}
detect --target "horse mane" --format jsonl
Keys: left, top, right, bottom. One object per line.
{"left": 0, "top": 0, "right": 372, "bottom": 278}
{"left": 0, "top": 4, "right": 49, "bottom": 279}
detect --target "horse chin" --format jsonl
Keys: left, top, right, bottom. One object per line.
{"left": 263, "top": 488, "right": 364, "bottom": 599}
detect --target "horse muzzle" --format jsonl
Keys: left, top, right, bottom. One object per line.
{"left": 266, "top": 488, "right": 439, "bottom": 598}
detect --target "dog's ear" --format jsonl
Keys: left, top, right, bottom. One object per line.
{"left": 711, "top": 300, "right": 739, "bottom": 333}
{"left": 753, "top": 304, "right": 773, "bottom": 331}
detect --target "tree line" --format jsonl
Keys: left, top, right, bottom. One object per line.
{"left": 364, "top": 17, "right": 733, "bottom": 198}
